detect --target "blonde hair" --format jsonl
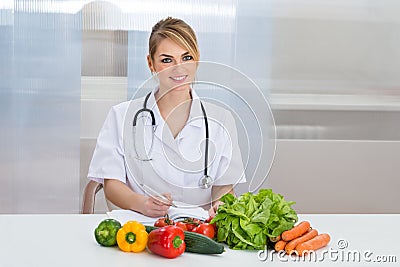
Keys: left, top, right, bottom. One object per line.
{"left": 149, "top": 17, "right": 200, "bottom": 62}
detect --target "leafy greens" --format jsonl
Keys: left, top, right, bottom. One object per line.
{"left": 211, "top": 189, "right": 298, "bottom": 250}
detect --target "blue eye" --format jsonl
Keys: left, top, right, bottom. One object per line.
{"left": 161, "top": 58, "right": 172, "bottom": 63}
{"left": 183, "top": 55, "right": 193, "bottom": 61}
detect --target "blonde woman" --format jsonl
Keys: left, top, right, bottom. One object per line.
{"left": 88, "top": 17, "right": 245, "bottom": 217}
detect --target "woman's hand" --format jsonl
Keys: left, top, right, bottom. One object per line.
{"left": 208, "top": 200, "right": 224, "bottom": 217}
{"left": 209, "top": 184, "right": 234, "bottom": 217}
{"left": 104, "top": 179, "right": 173, "bottom": 217}
{"left": 141, "top": 193, "right": 172, "bottom": 218}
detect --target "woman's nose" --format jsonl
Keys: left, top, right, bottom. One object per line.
{"left": 171, "top": 61, "right": 185, "bottom": 72}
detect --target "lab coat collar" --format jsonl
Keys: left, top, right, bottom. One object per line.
{"left": 145, "top": 87, "right": 204, "bottom": 128}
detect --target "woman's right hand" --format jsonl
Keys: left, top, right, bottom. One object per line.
{"left": 141, "top": 193, "right": 172, "bottom": 218}
{"left": 104, "top": 179, "right": 172, "bottom": 217}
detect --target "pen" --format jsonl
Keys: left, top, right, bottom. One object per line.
{"left": 140, "top": 183, "right": 176, "bottom": 207}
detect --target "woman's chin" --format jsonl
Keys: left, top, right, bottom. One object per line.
{"left": 161, "top": 82, "right": 192, "bottom": 93}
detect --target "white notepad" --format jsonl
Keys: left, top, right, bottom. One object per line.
{"left": 107, "top": 206, "right": 209, "bottom": 225}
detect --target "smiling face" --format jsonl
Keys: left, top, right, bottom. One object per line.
{"left": 147, "top": 38, "right": 197, "bottom": 94}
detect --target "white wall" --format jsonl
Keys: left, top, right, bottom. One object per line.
{"left": 264, "top": 140, "right": 400, "bottom": 213}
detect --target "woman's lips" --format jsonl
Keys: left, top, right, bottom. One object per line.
{"left": 170, "top": 75, "right": 187, "bottom": 83}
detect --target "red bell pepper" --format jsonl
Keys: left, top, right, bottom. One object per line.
{"left": 147, "top": 225, "right": 186, "bottom": 259}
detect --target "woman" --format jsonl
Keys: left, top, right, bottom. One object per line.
{"left": 88, "top": 17, "right": 245, "bottom": 217}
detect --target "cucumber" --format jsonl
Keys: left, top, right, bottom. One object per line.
{"left": 183, "top": 230, "right": 225, "bottom": 254}
{"left": 145, "top": 225, "right": 225, "bottom": 254}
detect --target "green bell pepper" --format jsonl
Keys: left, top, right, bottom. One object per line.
{"left": 94, "top": 219, "right": 122, "bottom": 246}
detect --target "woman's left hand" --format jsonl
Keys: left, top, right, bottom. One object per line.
{"left": 209, "top": 185, "right": 234, "bottom": 216}
{"left": 208, "top": 200, "right": 224, "bottom": 217}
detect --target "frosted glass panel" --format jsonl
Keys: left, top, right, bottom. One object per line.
{"left": 0, "top": 1, "right": 81, "bottom": 213}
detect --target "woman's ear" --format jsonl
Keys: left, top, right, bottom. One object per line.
{"left": 147, "top": 55, "right": 154, "bottom": 72}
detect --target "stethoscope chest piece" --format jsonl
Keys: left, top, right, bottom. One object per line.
{"left": 198, "top": 175, "right": 213, "bottom": 189}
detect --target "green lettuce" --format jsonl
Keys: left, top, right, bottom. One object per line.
{"left": 211, "top": 189, "right": 298, "bottom": 250}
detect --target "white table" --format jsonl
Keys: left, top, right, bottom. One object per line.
{"left": 0, "top": 214, "right": 399, "bottom": 267}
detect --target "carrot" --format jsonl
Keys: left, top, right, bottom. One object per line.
{"left": 270, "top": 235, "right": 281, "bottom": 243}
{"left": 281, "top": 221, "right": 311, "bottom": 241}
{"left": 295, "top": 233, "right": 331, "bottom": 256}
{"left": 285, "top": 229, "right": 318, "bottom": 255}
{"left": 274, "top": 240, "right": 287, "bottom": 252}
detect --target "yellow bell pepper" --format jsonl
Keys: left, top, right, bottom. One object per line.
{"left": 116, "top": 221, "right": 148, "bottom": 252}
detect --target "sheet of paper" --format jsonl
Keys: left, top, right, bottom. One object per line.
{"left": 107, "top": 206, "right": 209, "bottom": 225}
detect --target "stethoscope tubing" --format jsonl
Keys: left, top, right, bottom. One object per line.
{"left": 132, "top": 92, "right": 212, "bottom": 188}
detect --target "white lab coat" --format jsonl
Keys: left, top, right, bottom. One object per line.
{"left": 88, "top": 88, "right": 246, "bottom": 208}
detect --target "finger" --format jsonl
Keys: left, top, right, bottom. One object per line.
{"left": 150, "top": 200, "right": 171, "bottom": 212}
{"left": 150, "top": 209, "right": 168, "bottom": 218}
{"left": 153, "top": 205, "right": 170, "bottom": 213}
{"left": 150, "top": 196, "right": 168, "bottom": 206}
{"left": 162, "top": 193, "right": 172, "bottom": 201}
{"left": 208, "top": 206, "right": 216, "bottom": 217}
{"left": 214, "top": 200, "right": 224, "bottom": 211}
{"left": 155, "top": 195, "right": 172, "bottom": 206}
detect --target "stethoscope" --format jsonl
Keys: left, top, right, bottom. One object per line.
{"left": 132, "top": 92, "right": 213, "bottom": 189}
